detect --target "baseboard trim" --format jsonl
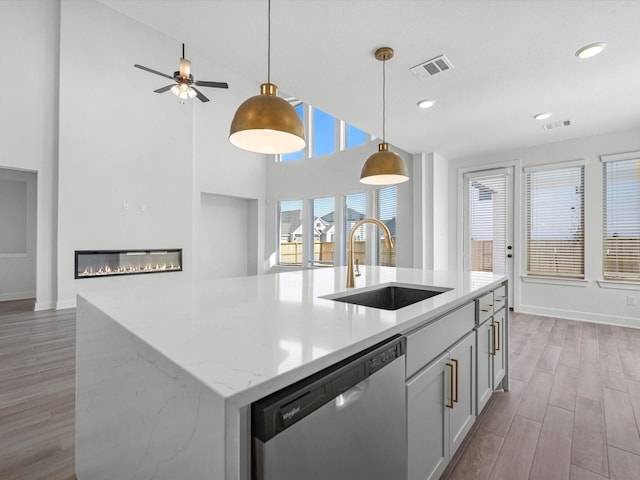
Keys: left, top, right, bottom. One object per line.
{"left": 0, "top": 291, "right": 36, "bottom": 302}
{"left": 56, "top": 299, "right": 77, "bottom": 310}
{"left": 34, "top": 300, "right": 56, "bottom": 311}
{"left": 519, "top": 304, "right": 640, "bottom": 329}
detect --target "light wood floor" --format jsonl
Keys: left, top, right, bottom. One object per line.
{"left": 443, "top": 312, "right": 640, "bottom": 480}
{"left": 2, "top": 303, "right": 640, "bottom": 480}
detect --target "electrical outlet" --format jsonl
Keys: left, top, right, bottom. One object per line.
{"left": 628, "top": 296, "right": 637, "bottom": 306}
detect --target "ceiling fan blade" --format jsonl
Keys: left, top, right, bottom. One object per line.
{"left": 134, "top": 64, "right": 174, "bottom": 80}
{"left": 194, "top": 80, "right": 229, "bottom": 89}
{"left": 191, "top": 87, "right": 210, "bottom": 103}
{"left": 154, "top": 84, "right": 175, "bottom": 93}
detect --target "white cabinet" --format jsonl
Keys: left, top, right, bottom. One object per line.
{"left": 476, "top": 290, "right": 508, "bottom": 414}
{"left": 407, "top": 331, "right": 476, "bottom": 480}
{"left": 492, "top": 308, "right": 506, "bottom": 389}
{"left": 407, "top": 352, "right": 450, "bottom": 480}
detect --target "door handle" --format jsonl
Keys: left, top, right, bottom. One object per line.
{"left": 490, "top": 324, "right": 496, "bottom": 356}
{"left": 451, "top": 358, "right": 459, "bottom": 404}
{"left": 495, "top": 321, "right": 501, "bottom": 352}
{"left": 446, "top": 362, "right": 454, "bottom": 409}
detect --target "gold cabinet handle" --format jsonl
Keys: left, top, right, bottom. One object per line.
{"left": 490, "top": 324, "right": 497, "bottom": 356}
{"left": 495, "top": 298, "right": 504, "bottom": 303}
{"left": 481, "top": 307, "right": 491, "bottom": 312}
{"left": 446, "top": 362, "right": 454, "bottom": 409}
{"left": 451, "top": 358, "right": 459, "bottom": 404}
{"left": 496, "top": 321, "right": 501, "bottom": 351}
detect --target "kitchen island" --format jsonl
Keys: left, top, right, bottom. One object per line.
{"left": 75, "top": 266, "right": 506, "bottom": 480}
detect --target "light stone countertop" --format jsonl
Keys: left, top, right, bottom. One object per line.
{"left": 77, "top": 266, "right": 505, "bottom": 407}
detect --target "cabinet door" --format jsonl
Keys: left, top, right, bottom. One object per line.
{"left": 407, "top": 353, "right": 451, "bottom": 480}
{"left": 476, "top": 320, "right": 493, "bottom": 414}
{"left": 448, "top": 332, "right": 476, "bottom": 456}
{"left": 492, "top": 309, "right": 506, "bottom": 389}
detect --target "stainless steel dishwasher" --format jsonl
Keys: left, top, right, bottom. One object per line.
{"left": 251, "top": 335, "right": 407, "bottom": 480}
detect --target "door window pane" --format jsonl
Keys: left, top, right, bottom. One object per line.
{"left": 279, "top": 200, "right": 303, "bottom": 265}
{"left": 468, "top": 175, "right": 507, "bottom": 274}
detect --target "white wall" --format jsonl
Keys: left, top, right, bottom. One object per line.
{"left": 197, "top": 193, "right": 254, "bottom": 280}
{"left": 265, "top": 141, "right": 414, "bottom": 269}
{"left": 57, "top": 0, "right": 194, "bottom": 308}
{"left": 0, "top": 169, "right": 37, "bottom": 300}
{"left": 448, "top": 127, "right": 640, "bottom": 327}
{"left": 0, "top": 0, "right": 60, "bottom": 309}
{"left": 52, "top": 1, "right": 266, "bottom": 308}
{"left": 413, "top": 152, "right": 449, "bottom": 271}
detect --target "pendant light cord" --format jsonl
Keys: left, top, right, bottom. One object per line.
{"left": 382, "top": 57, "right": 386, "bottom": 143}
{"left": 267, "top": 0, "right": 271, "bottom": 84}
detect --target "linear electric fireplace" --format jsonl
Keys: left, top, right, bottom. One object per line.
{"left": 74, "top": 249, "right": 182, "bottom": 279}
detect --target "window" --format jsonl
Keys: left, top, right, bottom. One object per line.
{"left": 280, "top": 104, "right": 304, "bottom": 162}
{"left": 346, "top": 124, "right": 367, "bottom": 148}
{"left": 525, "top": 164, "right": 585, "bottom": 279}
{"left": 467, "top": 174, "right": 507, "bottom": 274}
{"left": 345, "top": 192, "right": 367, "bottom": 267}
{"left": 603, "top": 153, "right": 640, "bottom": 281}
{"left": 375, "top": 186, "right": 397, "bottom": 267}
{"left": 277, "top": 102, "right": 371, "bottom": 162}
{"left": 311, "top": 197, "right": 335, "bottom": 267}
{"left": 279, "top": 200, "right": 303, "bottom": 265}
{"left": 312, "top": 107, "right": 336, "bottom": 158}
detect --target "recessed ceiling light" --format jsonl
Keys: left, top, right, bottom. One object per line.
{"left": 575, "top": 42, "right": 606, "bottom": 59}
{"left": 417, "top": 99, "right": 436, "bottom": 109}
{"left": 533, "top": 112, "right": 552, "bottom": 120}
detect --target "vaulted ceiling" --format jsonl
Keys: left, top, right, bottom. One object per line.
{"left": 99, "top": 0, "right": 640, "bottom": 161}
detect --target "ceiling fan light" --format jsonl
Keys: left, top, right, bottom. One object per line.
{"left": 360, "top": 143, "right": 409, "bottom": 185}
{"left": 229, "top": 83, "right": 306, "bottom": 154}
{"left": 187, "top": 87, "right": 197, "bottom": 99}
{"left": 171, "top": 84, "right": 180, "bottom": 96}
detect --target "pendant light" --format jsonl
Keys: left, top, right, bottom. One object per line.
{"left": 229, "top": 0, "right": 306, "bottom": 154}
{"left": 360, "top": 47, "right": 409, "bottom": 185}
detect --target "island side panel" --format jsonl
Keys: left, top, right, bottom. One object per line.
{"left": 76, "top": 297, "right": 226, "bottom": 480}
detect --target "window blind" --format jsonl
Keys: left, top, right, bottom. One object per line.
{"left": 467, "top": 174, "right": 507, "bottom": 274}
{"left": 525, "top": 165, "right": 585, "bottom": 278}
{"left": 603, "top": 156, "right": 640, "bottom": 281}
{"left": 375, "top": 186, "right": 397, "bottom": 267}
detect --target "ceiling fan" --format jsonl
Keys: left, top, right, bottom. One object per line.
{"left": 134, "top": 44, "right": 229, "bottom": 103}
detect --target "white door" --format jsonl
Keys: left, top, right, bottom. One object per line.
{"left": 463, "top": 168, "right": 515, "bottom": 302}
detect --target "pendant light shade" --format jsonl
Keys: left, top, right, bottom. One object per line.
{"left": 360, "top": 142, "right": 409, "bottom": 185}
{"left": 360, "top": 47, "right": 409, "bottom": 185}
{"left": 229, "top": 83, "right": 305, "bottom": 154}
{"left": 229, "top": 0, "right": 306, "bottom": 154}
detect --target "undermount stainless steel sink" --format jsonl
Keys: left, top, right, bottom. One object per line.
{"left": 327, "top": 284, "right": 452, "bottom": 311}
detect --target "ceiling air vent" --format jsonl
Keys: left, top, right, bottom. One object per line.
{"left": 409, "top": 54, "right": 454, "bottom": 80}
{"left": 542, "top": 119, "right": 573, "bottom": 131}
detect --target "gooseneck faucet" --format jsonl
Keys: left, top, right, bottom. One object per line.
{"left": 347, "top": 218, "right": 393, "bottom": 288}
